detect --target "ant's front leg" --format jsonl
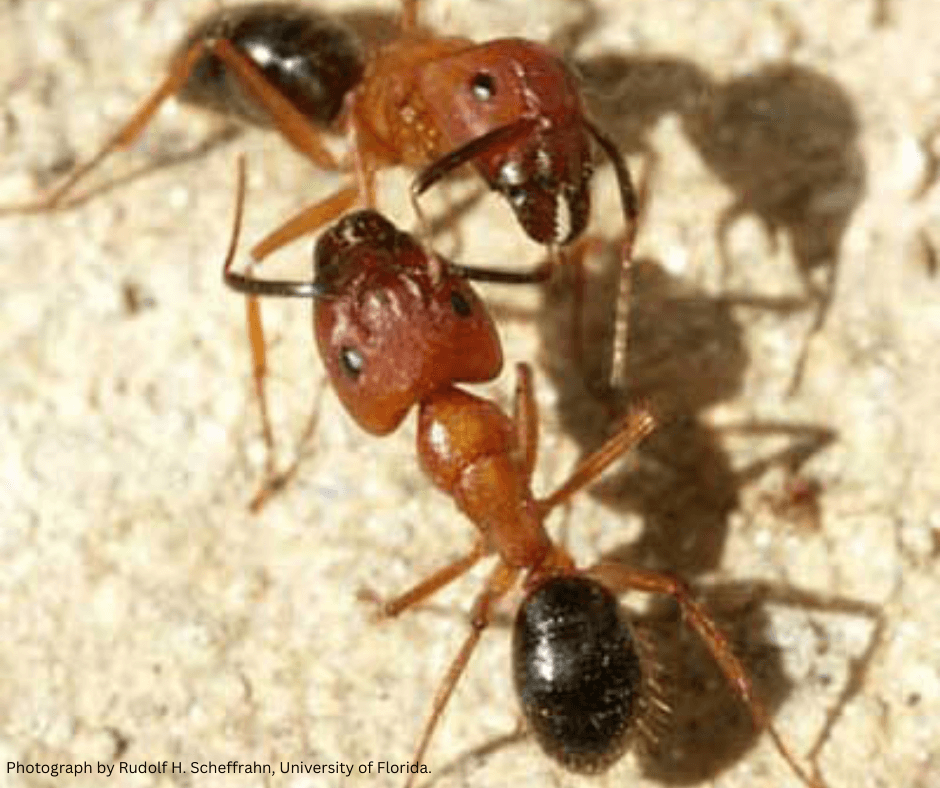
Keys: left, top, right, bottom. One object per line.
{"left": 222, "top": 156, "right": 335, "bottom": 511}
{"left": 511, "top": 363, "right": 539, "bottom": 483}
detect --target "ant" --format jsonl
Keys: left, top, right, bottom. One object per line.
{"left": 2, "top": 0, "right": 636, "bottom": 263}
{"left": 1, "top": 1, "right": 639, "bottom": 461}
{"left": 221, "top": 161, "right": 821, "bottom": 787}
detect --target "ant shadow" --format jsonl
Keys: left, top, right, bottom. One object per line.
{"left": 572, "top": 48, "right": 866, "bottom": 393}
{"left": 541, "top": 246, "right": 832, "bottom": 577}
{"left": 528, "top": 23, "right": 872, "bottom": 779}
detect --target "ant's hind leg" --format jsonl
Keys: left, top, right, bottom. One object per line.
{"left": 0, "top": 45, "right": 207, "bottom": 215}
{"left": 208, "top": 39, "right": 341, "bottom": 170}
{"left": 1, "top": 34, "right": 346, "bottom": 216}
{"left": 586, "top": 563, "right": 823, "bottom": 788}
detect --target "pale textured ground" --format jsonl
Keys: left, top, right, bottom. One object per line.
{"left": 1, "top": 1, "right": 938, "bottom": 787}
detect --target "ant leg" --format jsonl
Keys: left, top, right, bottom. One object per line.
{"left": 249, "top": 184, "right": 359, "bottom": 261}
{"left": 586, "top": 563, "right": 823, "bottom": 788}
{"left": 361, "top": 539, "right": 491, "bottom": 620}
{"left": 209, "top": 39, "right": 341, "bottom": 170}
{"left": 400, "top": 0, "right": 420, "bottom": 31}
{"left": 2, "top": 35, "right": 345, "bottom": 215}
{"left": 0, "top": 44, "right": 207, "bottom": 214}
{"left": 223, "top": 156, "right": 335, "bottom": 510}
{"left": 537, "top": 405, "right": 656, "bottom": 515}
{"left": 248, "top": 375, "right": 330, "bottom": 512}
{"left": 240, "top": 119, "right": 386, "bottom": 263}
{"left": 405, "top": 561, "right": 520, "bottom": 787}
{"left": 349, "top": 124, "right": 380, "bottom": 208}
{"left": 511, "top": 364, "right": 539, "bottom": 482}
{"left": 222, "top": 156, "right": 284, "bottom": 506}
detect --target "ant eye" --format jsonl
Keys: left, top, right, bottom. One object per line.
{"left": 470, "top": 72, "right": 496, "bottom": 101}
{"left": 450, "top": 290, "right": 472, "bottom": 316}
{"left": 340, "top": 346, "right": 365, "bottom": 379}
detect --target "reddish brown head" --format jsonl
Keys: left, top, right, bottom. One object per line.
{"left": 313, "top": 211, "right": 503, "bottom": 435}
{"left": 418, "top": 38, "right": 593, "bottom": 245}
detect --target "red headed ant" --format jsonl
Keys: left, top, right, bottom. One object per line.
{"left": 2, "top": 1, "right": 636, "bottom": 261}
{"left": 222, "top": 160, "right": 820, "bottom": 788}
{"left": 1, "top": 1, "right": 638, "bottom": 417}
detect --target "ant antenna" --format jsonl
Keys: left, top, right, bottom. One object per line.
{"left": 586, "top": 122, "right": 638, "bottom": 393}
{"left": 222, "top": 155, "right": 333, "bottom": 300}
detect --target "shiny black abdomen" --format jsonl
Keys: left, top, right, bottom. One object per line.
{"left": 176, "top": 2, "right": 365, "bottom": 128}
{"left": 512, "top": 575, "right": 644, "bottom": 773}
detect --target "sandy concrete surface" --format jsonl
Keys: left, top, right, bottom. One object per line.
{"left": 1, "top": 0, "right": 937, "bottom": 787}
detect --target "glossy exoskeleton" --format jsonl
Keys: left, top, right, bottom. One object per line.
{"left": 177, "top": 2, "right": 365, "bottom": 129}
{"left": 513, "top": 575, "right": 645, "bottom": 774}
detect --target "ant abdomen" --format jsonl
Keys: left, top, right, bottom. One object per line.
{"left": 176, "top": 2, "right": 365, "bottom": 128}
{"left": 512, "top": 575, "right": 646, "bottom": 774}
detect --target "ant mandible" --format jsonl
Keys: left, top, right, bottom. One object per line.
{"left": 221, "top": 160, "right": 820, "bottom": 788}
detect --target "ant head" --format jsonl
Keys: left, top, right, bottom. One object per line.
{"left": 313, "top": 211, "right": 503, "bottom": 436}
{"left": 419, "top": 38, "right": 593, "bottom": 246}
{"left": 313, "top": 209, "right": 401, "bottom": 288}
{"left": 513, "top": 574, "right": 645, "bottom": 773}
